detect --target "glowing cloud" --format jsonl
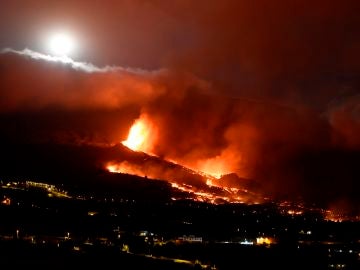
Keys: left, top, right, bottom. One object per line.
{"left": 1, "top": 48, "right": 151, "bottom": 73}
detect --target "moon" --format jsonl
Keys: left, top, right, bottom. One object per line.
{"left": 49, "top": 33, "right": 75, "bottom": 56}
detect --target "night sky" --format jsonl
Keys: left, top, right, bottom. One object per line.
{"left": 0, "top": 1, "right": 359, "bottom": 212}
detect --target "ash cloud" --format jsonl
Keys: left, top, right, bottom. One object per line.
{"left": 0, "top": 48, "right": 359, "bottom": 212}
{"left": 0, "top": 49, "right": 208, "bottom": 145}
{"left": 0, "top": 49, "right": 167, "bottom": 112}
{"left": 326, "top": 93, "right": 360, "bottom": 150}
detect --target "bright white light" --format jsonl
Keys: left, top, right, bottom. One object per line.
{"left": 49, "top": 33, "right": 75, "bottom": 56}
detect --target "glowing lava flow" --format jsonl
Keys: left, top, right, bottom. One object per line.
{"left": 107, "top": 161, "right": 148, "bottom": 178}
{"left": 121, "top": 114, "right": 233, "bottom": 179}
{"left": 168, "top": 181, "right": 252, "bottom": 204}
{"left": 106, "top": 160, "right": 262, "bottom": 205}
{"left": 108, "top": 113, "right": 263, "bottom": 204}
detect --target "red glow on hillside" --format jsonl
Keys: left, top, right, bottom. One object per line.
{"left": 111, "top": 113, "right": 260, "bottom": 203}
{"left": 121, "top": 114, "right": 240, "bottom": 179}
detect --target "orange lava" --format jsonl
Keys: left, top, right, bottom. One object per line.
{"left": 106, "top": 161, "right": 147, "bottom": 178}
{"left": 113, "top": 113, "right": 261, "bottom": 204}
{"left": 122, "top": 114, "right": 157, "bottom": 154}
{"left": 106, "top": 161, "right": 262, "bottom": 205}
{"left": 122, "top": 114, "right": 237, "bottom": 179}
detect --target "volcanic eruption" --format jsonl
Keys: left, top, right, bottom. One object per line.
{"left": 106, "top": 112, "right": 263, "bottom": 204}
{"left": 122, "top": 113, "right": 158, "bottom": 154}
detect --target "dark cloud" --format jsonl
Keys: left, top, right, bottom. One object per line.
{"left": 326, "top": 94, "right": 360, "bottom": 149}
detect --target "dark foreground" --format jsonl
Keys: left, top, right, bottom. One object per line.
{"left": 0, "top": 179, "right": 359, "bottom": 269}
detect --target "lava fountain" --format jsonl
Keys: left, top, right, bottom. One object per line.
{"left": 117, "top": 113, "right": 236, "bottom": 180}
{"left": 122, "top": 113, "right": 157, "bottom": 154}
{"left": 107, "top": 113, "right": 262, "bottom": 204}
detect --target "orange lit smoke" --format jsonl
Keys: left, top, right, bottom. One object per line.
{"left": 121, "top": 113, "right": 237, "bottom": 179}
{"left": 122, "top": 113, "right": 158, "bottom": 154}
{"left": 194, "top": 148, "right": 243, "bottom": 179}
{"left": 107, "top": 114, "right": 263, "bottom": 204}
